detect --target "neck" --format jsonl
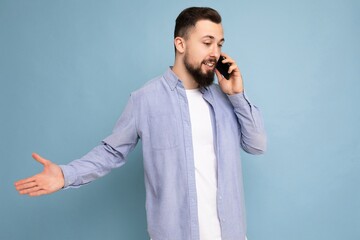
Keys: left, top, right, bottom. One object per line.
{"left": 172, "top": 59, "right": 199, "bottom": 90}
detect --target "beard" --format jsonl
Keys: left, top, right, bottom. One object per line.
{"left": 184, "top": 53, "right": 215, "bottom": 88}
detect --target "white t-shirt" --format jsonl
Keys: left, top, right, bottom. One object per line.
{"left": 186, "top": 89, "right": 221, "bottom": 240}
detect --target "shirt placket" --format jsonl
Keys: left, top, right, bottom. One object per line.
{"left": 202, "top": 88, "right": 226, "bottom": 234}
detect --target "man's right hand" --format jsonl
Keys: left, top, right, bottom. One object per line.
{"left": 14, "top": 153, "right": 65, "bottom": 197}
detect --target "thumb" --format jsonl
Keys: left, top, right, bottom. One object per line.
{"left": 32, "top": 153, "right": 49, "bottom": 166}
{"left": 215, "top": 69, "right": 225, "bottom": 84}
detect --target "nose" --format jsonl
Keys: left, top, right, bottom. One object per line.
{"left": 210, "top": 44, "right": 221, "bottom": 59}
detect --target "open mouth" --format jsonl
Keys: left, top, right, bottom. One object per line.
{"left": 203, "top": 60, "right": 216, "bottom": 68}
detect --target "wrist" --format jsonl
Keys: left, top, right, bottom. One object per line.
{"left": 227, "top": 89, "right": 244, "bottom": 96}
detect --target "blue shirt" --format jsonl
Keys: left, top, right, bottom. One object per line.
{"left": 60, "top": 68, "right": 266, "bottom": 240}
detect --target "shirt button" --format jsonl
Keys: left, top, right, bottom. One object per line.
{"left": 219, "top": 196, "right": 222, "bottom": 200}
{"left": 222, "top": 218, "right": 226, "bottom": 222}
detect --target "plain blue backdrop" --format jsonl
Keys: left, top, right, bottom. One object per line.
{"left": 1, "top": 0, "right": 359, "bottom": 239}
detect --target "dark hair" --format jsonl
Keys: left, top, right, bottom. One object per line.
{"left": 174, "top": 7, "right": 222, "bottom": 39}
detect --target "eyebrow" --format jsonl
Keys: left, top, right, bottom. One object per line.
{"left": 202, "top": 35, "right": 225, "bottom": 43}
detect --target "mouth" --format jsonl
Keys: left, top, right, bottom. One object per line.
{"left": 203, "top": 59, "right": 216, "bottom": 68}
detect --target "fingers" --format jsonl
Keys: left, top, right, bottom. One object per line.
{"left": 15, "top": 180, "right": 37, "bottom": 191}
{"left": 219, "top": 53, "right": 237, "bottom": 73}
{"left": 219, "top": 53, "right": 242, "bottom": 80}
{"left": 228, "top": 63, "right": 238, "bottom": 74}
{"left": 14, "top": 176, "right": 39, "bottom": 195}
{"left": 15, "top": 176, "right": 36, "bottom": 188}
{"left": 217, "top": 53, "right": 244, "bottom": 95}
{"left": 15, "top": 178, "right": 50, "bottom": 196}
{"left": 220, "top": 52, "right": 231, "bottom": 60}
{"left": 14, "top": 153, "right": 47, "bottom": 187}
{"left": 32, "top": 153, "right": 49, "bottom": 166}
{"left": 19, "top": 185, "right": 48, "bottom": 196}
{"left": 14, "top": 153, "right": 60, "bottom": 197}
{"left": 15, "top": 178, "right": 41, "bottom": 195}
{"left": 19, "top": 186, "right": 41, "bottom": 195}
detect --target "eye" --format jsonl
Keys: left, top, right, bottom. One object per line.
{"left": 204, "top": 42, "right": 211, "bottom": 46}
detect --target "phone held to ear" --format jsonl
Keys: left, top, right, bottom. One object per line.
{"left": 216, "top": 56, "right": 230, "bottom": 80}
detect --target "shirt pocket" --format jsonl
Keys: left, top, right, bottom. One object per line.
{"left": 148, "top": 114, "right": 179, "bottom": 150}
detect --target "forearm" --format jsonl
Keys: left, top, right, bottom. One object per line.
{"left": 60, "top": 143, "right": 126, "bottom": 188}
{"left": 228, "top": 92, "right": 267, "bottom": 154}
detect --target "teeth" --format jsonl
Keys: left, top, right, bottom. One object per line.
{"left": 204, "top": 61, "right": 215, "bottom": 67}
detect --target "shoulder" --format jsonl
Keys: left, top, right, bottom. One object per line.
{"left": 131, "top": 74, "right": 165, "bottom": 98}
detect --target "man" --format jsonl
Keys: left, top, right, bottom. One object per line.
{"left": 15, "top": 7, "right": 266, "bottom": 240}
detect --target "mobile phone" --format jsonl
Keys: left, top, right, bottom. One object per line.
{"left": 216, "top": 56, "right": 230, "bottom": 80}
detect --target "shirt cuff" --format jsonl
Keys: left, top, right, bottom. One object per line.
{"left": 59, "top": 165, "right": 77, "bottom": 188}
{"left": 227, "top": 91, "right": 251, "bottom": 108}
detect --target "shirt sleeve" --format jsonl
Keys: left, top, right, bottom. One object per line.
{"left": 228, "top": 92, "right": 267, "bottom": 155}
{"left": 60, "top": 95, "right": 139, "bottom": 188}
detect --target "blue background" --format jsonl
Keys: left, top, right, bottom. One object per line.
{"left": 1, "top": 0, "right": 359, "bottom": 239}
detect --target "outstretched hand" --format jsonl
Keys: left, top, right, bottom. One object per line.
{"left": 14, "top": 153, "right": 65, "bottom": 197}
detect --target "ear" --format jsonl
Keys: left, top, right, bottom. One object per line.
{"left": 174, "top": 37, "right": 186, "bottom": 54}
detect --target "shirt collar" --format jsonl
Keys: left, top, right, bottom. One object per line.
{"left": 163, "top": 66, "right": 210, "bottom": 93}
{"left": 164, "top": 67, "right": 181, "bottom": 91}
